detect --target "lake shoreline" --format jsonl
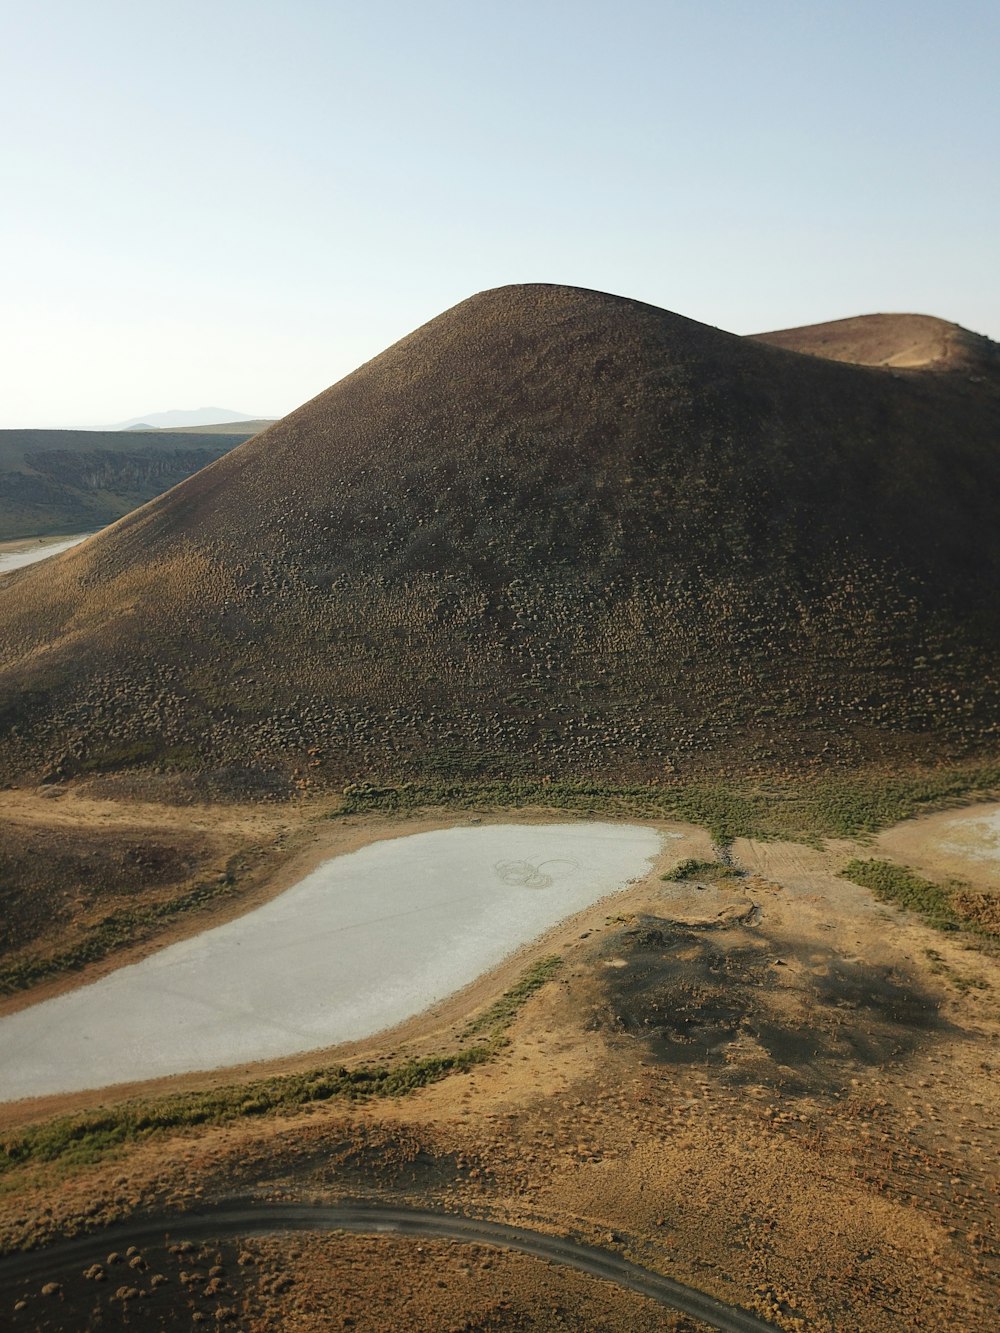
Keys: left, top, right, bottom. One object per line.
{"left": 0, "top": 821, "right": 665, "bottom": 1103}
{"left": 0, "top": 532, "right": 94, "bottom": 572}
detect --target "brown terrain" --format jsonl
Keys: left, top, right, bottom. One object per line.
{"left": 1, "top": 285, "right": 999, "bottom": 789}
{"left": 1, "top": 287, "right": 999, "bottom": 1329}
{"left": 751, "top": 312, "right": 1000, "bottom": 375}
{"left": 0, "top": 800, "right": 998, "bottom": 1330}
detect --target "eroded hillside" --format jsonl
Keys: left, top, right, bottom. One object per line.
{"left": 751, "top": 312, "right": 1000, "bottom": 376}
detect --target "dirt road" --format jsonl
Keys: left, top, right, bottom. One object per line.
{"left": 0, "top": 1199, "right": 779, "bottom": 1332}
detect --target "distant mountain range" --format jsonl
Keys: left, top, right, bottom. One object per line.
{"left": 2, "top": 286, "right": 999, "bottom": 790}
{"left": 113, "top": 408, "right": 264, "bottom": 431}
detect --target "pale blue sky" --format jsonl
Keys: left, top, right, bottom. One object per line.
{"left": 2, "top": 0, "right": 997, "bottom": 427}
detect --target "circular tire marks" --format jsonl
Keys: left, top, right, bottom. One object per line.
{"left": 493, "top": 857, "right": 581, "bottom": 888}
{"left": 0, "top": 1201, "right": 779, "bottom": 1332}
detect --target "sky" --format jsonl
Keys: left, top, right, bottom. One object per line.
{"left": 1, "top": 0, "right": 997, "bottom": 428}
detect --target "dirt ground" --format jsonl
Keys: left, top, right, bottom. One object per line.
{"left": 0, "top": 536, "right": 81, "bottom": 556}
{"left": 0, "top": 1230, "right": 710, "bottom": 1332}
{"left": 0, "top": 800, "right": 998, "bottom": 1330}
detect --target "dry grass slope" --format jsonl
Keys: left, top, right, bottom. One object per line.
{"left": 1, "top": 284, "right": 999, "bottom": 788}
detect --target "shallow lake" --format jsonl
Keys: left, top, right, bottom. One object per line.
{"left": 0, "top": 822, "right": 660, "bottom": 1102}
{"left": 0, "top": 533, "right": 92, "bottom": 573}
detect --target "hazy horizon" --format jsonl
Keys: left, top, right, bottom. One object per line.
{"left": 2, "top": 0, "right": 997, "bottom": 429}
{"left": 109, "top": 406, "right": 269, "bottom": 431}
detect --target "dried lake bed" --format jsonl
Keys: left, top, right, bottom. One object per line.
{"left": 0, "top": 822, "right": 661, "bottom": 1102}
{"left": 0, "top": 533, "right": 92, "bottom": 573}
{"left": 876, "top": 801, "right": 1000, "bottom": 889}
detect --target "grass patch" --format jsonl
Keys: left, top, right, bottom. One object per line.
{"left": 0, "top": 955, "right": 563, "bottom": 1179}
{"left": 340, "top": 761, "right": 1000, "bottom": 844}
{"left": 924, "top": 949, "right": 991, "bottom": 993}
{"left": 840, "top": 858, "right": 961, "bottom": 930}
{"left": 660, "top": 858, "right": 741, "bottom": 882}
{"left": 0, "top": 1052, "right": 492, "bottom": 1177}
{"left": 463, "top": 955, "right": 562, "bottom": 1036}
{"left": 841, "top": 859, "right": 1000, "bottom": 955}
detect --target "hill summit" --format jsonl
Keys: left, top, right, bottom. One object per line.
{"left": 1, "top": 284, "right": 998, "bottom": 787}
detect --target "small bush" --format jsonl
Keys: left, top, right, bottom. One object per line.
{"left": 660, "top": 858, "right": 739, "bottom": 882}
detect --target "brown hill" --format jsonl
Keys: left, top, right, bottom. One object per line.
{"left": 1, "top": 284, "right": 999, "bottom": 787}
{"left": 750, "top": 312, "right": 1000, "bottom": 377}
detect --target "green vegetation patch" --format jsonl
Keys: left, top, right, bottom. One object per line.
{"left": 660, "top": 858, "right": 740, "bottom": 883}
{"left": 840, "top": 858, "right": 962, "bottom": 931}
{"left": 341, "top": 762, "right": 1000, "bottom": 845}
{"left": 0, "top": 955, "right": 563, "bottom": 1179}
{"left": 0, "top": 1051, "right": 492, "bottom": 1177}
{"left": 463, "top": 955, "right": 562, "bottom": 1036}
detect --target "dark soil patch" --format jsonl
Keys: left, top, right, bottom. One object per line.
{"left": 598, "top": 915, "right": 946, "bottom": 1092}
{"left": 303, "top": 1127, "right": 471, "bottom": 1194}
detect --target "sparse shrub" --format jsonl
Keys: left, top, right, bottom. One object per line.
{"left": 660, "top": 858, "right": 739, "bottom": 882}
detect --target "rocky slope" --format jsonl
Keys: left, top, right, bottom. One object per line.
{"left": 1, "top": 284, "right": 998, "bottom": 785}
